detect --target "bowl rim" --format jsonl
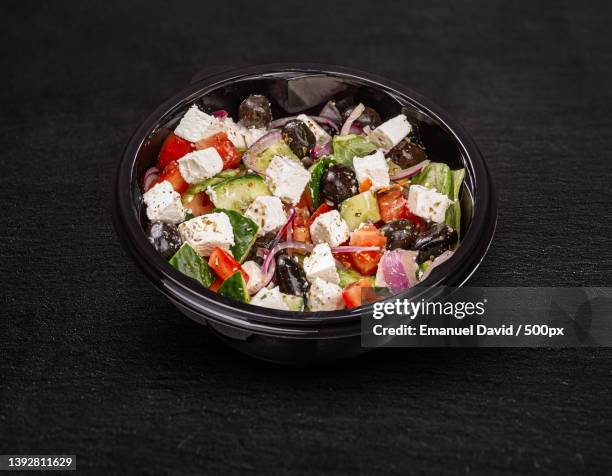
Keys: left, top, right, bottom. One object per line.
{"left": 112, "top": 63, "right": 497, "bottom": 336}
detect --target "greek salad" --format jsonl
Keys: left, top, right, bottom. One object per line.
{"left": 141, "top": 94, "right": 464, "bottom": 312}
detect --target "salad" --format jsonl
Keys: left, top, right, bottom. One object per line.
{"left": 141, "top": 94, "right": 464, "bottom": 312}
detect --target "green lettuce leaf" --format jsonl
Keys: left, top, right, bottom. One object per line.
{"left": 214, "top": 209, "right": 259, "bottom": 263}
{"left": 308, "top": 156, "right": 335, "bottom": 209}
{"left": 332, "top": 134, "right": 377, "bottom": 167}
{"left": 169, "top": 243, "right": 215, "bottom": 287}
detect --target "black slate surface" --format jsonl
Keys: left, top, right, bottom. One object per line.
{"left": 1, "top": 1, "right": 611, "bottom": 474}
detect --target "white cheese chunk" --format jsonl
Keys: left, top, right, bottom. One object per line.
{"left": 367, "top": 114, "right": 412, "bottom": 149}
{"left": 242, "top": 261, "right": 267, "bottom": 295}
{"left": 174, "top": 105, "right": 218, "bottom": 143}
{"left": 297, "top": 114, "right": 331, "bottom": 145}
{"left": 303, "top": 243, "right": 340, "bottom": 284}
{"left": 228, "top": 125, "right": 268, "bottom": 149}
{"left": 244, "top": 196, "right": 287, "bottom": 237}
{"left": 407, "top": 184, "right": 453, "bottom": 224}
{"left": 250, "top": 286, "right": 289, "bottom": 311}
{"left": 265, "top": 155, "right": 311, "bottom": 205}
{"left": 309, "top": 210, "right": 350, "bottom": 248}
{"left": 142, "top": 180, "right": 186, "bottom": 224}
{"left": 352, "top": 149, "right": 390, "bottom": 192}
{"left": 308, "top": 278, "right": 345, "bottom": 312}
{"left": 177, "top": 148, "right": 224, "bottom": 184}
{"left": 177, "top": 212, "right": 234, "bottom": 257}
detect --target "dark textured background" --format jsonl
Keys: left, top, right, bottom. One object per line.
{"left": 1, "top": 1, "right": 611, "bottom": 474}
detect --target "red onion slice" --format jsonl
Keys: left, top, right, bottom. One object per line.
{"left": 340, "top": 103, "right": 365, "bottom": 135}
{"left": 390, "top": 160, "right": 431, "bottom": 181}
{"left": 142, "top": 166, "right": 160, "bottom": 192}
{"left": 381, "top": 250, "right": 409, "bottom": 293}
{"left": 261, "top": 240, "right": 315, "bottom": 275}
{"left": 348, "top": 123, "right": 363, "bottom": 135}
{"left": 271, "top": 208, "right": 296, "bottom": 250}
{"left": 269, "top": 115, "right": 339, "bottom": 132}
{"left": 319, "top": 101, "right": 342, "bottom": 124}
{"left": 399, "top": 250, "right": 419, "bottom": 288}
{"left": 312, "top": 140, "right": 332, "bottom": 159}
{"left": 212, "top": 110, "right": 229, "bottom": 119}
{"left": 243, "top": 130, "right": 283, "bottom": 173}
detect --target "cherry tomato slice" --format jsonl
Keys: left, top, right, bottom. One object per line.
{"left": 155, "top": 160, "right": 188, "bottom": 194}
{"left": 208, "top": 247, "right": 249, "bottom": 282}
{"left": 158, "top": 132, "right": 194, "bottom": 170}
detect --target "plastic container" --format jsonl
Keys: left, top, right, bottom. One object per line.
{"left": 112, "top": 64, "right": 497, "bottom": 364}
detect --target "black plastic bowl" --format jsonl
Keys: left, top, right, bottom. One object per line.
{"left": 112, "top": 64, "right": 497, "bottom": 364}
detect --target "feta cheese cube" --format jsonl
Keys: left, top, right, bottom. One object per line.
{"left": 303, "top": 243, "right": 340, "bottom": 284}
{"left": 228, "top": 124, "right": 268, "bottom": 149}
{"left": 367, "top": 114, "right": 412, "bottom": 149}
{"left": 374, "top": 263, "right": 387, "bottom": 287}
{"left": 142, "top": 180, "right": 186, "bottom": 224}
{"left": 353, "top": 149, "right": 390, "bottom": 192}
{"left": 250, "top": 286, "right": 289, "bottom": 311}
{"left": 242, "top": 261, "right": 267, "bottom": 295}
{"left": 265, "top": 155, "right": 311, "bottom": 204}
{"left": 177, "top": 212, "right": 234, "bottom": 257}
{"left": 308, "top": 278, "right": 345, "bottom": 311}
{"left": 309, "top": 210, "right": 350, "bottom": 247}
{"left": 177, "top": 148, "right": 224, "bottom": 184}
{"left": 174, "top": 105, "right": 218, "bottom": 143}
{"left": 297, "top": 114, "right": 331, "bottom": 145}
{"left": 244, "top": 196, "right": 287, "bottom": 237}
{"left": 407, "top": 184, "right": 453, "bottom": 224}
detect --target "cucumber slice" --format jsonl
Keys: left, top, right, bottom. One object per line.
{"left": 214, "top": 208, "right": 259, "bottom": 262}
{"left": 218, "top": 271, "right": 249, "bottom": 303}
{"left": 169, "top": 243, "right": 215, "bottom": 288}
{"left": 339, "top": 190, "right": 381, "bottom": 231}
{"left": 338, "top": 268, "right": 375, "bottom": 289}
{"left": 281, "top": 294, "right": 304, "bottom": 312}
{"left": 244, "top": 141, "right": 300, "bottom": 172}
{"left": 181, "top": 168, "right": 243, "bottom": 205}
{"left": 206, "top": 174, "right": 271, "bottom": 213}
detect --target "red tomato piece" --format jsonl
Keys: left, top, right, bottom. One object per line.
{"left": 155, "top": 160, "right": 188, "bottom": 194}
{"left": 209, "top": 277, "right": 223, "bottom": 293}
{"left": 349, "top": 224, "right": 387, "bottom": 248}
{"left": 308, "top": 203, "right": 332, "bottom": 227}
{"left": 157, "top": 132, "right": 194, "bottom": 170}
{"left": 208, "top": 247, "right": 249, "bottom": 282}
{"left": 348, "top": 224, "right": 386, "bottom": 276}
{"left": 342, "top": 278, "right": 375, "bottom": 308}
{"left": 195, "top": 132, "right": 242, "bottom": 170}
{"left": 377, "top": 185, "right": 408, "bottom": 223}
{"left": 183, "top": 192, "right": 214, "bottom": 217}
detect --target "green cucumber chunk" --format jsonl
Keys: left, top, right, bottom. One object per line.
{"left": 338, "top": 268, "right": 375, "bottom": 289}
{"left": 206, "top": 174, "right": 271, "bottom": 213}
{"left": 218, "top": 271, "right": 249, "bottom": 303}
{"left": 244, "top": 141, "right": 300, "bottom": 172}
{"left": 281, "top": 294, "right": 304, "bottom": 312}
{"left": 308, "top": 156, "right": 334, "bottom": 210}
{"left": 169, "top": 243, "right": 215, "bottom": 288}
{"left": 214, "top": 208, "right": 259, "bottom": 263}
{"left": 339, "top": 190, "right": 381, "bottom": 231}
{"left": 181, "top": 168, "right": 243, "bottom": 205}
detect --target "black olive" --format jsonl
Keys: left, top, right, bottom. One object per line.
{"left": 380, "top": 219, "right": 418, "bottom": 251}
{"left": 319, "top": 164, "right": 359, "bottom": 206}
{"left": 147, "top": 221, "right": 182, "bottom": 259}
{"left": 245, "top": 232, "right": 277, "bottom": 265}
{"left": 388, "top": 139, "right": 428, "bottom": 169}
{"left": 275, "top": 253, "right": 310, "bottom": 298}
{"left": 342, "top": 105, "right": 382, "bottom": 128}
{"left": 413, "top": 224, "right": 458, "bottom": 263}
{"left": 281, "top": 120, "right": 316, "bottom": 158}
{"left": 238, "top": 94, "right": 272, "bottom": 128}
